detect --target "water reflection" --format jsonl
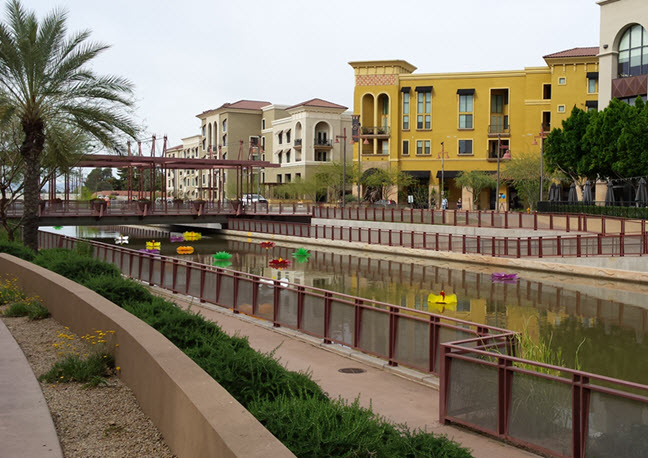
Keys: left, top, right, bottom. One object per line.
{"left": 42, "top": 226, "right": 648, "bottom": 384}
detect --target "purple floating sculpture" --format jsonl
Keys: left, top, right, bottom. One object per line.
{"left": 139, "top": 248, "right": 160, "bottom": 254}
{"left": 170, "top": 235, "right": 184, "bottom": 243}
{"left": 491, "top": 272, "right": 519, "bottom": 283}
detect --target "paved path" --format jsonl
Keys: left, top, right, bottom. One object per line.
{"left": 0, "top": 319, "right": 63, "bottom": 458}
{"left": 154, "top": 287, "right": 539, "bottom": 458}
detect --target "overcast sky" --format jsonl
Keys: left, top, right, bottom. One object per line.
{"left": 24, "top": 0, "right": 601, "bottom": 148}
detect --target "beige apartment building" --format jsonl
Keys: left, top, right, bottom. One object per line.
{"left": 165, "top": 134, "right": 201, "bottom": 199}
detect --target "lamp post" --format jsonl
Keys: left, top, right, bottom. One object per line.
{"left": 532, "top": 126, "right": 548, "bottom": 201}
{"left": 437, "top": 142, "right": 448, "bottom": 209}
{"left": 335, "top": 127, "right": 350, "bottom": 208}
{"left": 496, "top": 136, "right": 511, "bottom": 212}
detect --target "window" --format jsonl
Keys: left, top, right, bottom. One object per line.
{"left": 424, "top": 140, "right": 430, "bottom": 155}
{"left": 618, "top": 24, "right": 648, "bottom": 77}
{"left": 558, "top": 77, "right": 566, "bottom": 85}
{"left": 458, "top": 140, "right": 473, "bottom": 155}
{"left": 278, "top": 152, "right": 282, "bottom": 164}
{"left": 277, "top": 175, "right": 282, "bottom": 184}
{"left": 417, "top": 91, "right": 431, "bottom": 129}
{"left": 543, "top": 84, "right": 552, "bottom": 100}
{"left": 402, "top": 140, "right": 409, "bottom": 156}
{"left": 296, "top": 173, "right": 301, "bottom": 180}
{"left": 402, "top": 92, "right": 410, "bottom": 130}
{"left": 286, "top": 130, "right": 291, "bottom": 143}
{"left": 416, "top": 140, "right": 430, "bottom": 155}
{"left": 316, "top": 151, "right": 328, "bottom": 161}
{"left": 278, "top": 132, "right": 283, "bottom": 144}
{"left": 262, "top": 136, "right": 265, "bottom": 149}
{"left": 222, "top": 134, "right": 227, "bottom": 147}
{"left": 222, "top": 119, "right": 227, "bottom": 132}
{"left": 202, "top": 139, "right": 206, "bottom": 150}
{"left": 285, "top": 174, "right": 291, "bottom": 183}
{"left": 286, "top": 150, "right": 291, "bottom": 163}
{"left": 588, "top": 78, "right": 597, "bottom": 94}
{"left": 262, "top": 119, "right": 266, "bottom": 130}
{"left": 202, "top": 125, "right": 206, "bottom": 136}
{"left": 459, "top": 94, "right": 473, "bottom": 129}
{"left": 416, "top": 140, "right": 423, "bottom": 155}
{"left": 558, "top": 105, "right": 566, "bottom": 113}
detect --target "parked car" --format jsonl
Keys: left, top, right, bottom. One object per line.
{"left": 242, "top": 194, "right": 268, "bottom": 206}
{"left": 371, "top": 199, "right": 397, "bottom": 207}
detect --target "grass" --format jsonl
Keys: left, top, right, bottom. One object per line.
{"left": 39, "top": 353, "right": 115, "bottom": 387}
{"left": 3, "top": 298, "right": 50, "bottom": 320}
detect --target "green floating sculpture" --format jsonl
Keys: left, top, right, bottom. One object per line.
{"left": 213, "top": 259, "right": 233, "bottom": 268}
{"left": 212, "top": 251, "right": 233, "bottom": 260}
{"left": 291, "top": 248, "right": 311, "bottom": 259}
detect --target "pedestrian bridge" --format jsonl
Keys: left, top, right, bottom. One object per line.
{"left": 6, "top": 200, "right": 312, "bottom": 226}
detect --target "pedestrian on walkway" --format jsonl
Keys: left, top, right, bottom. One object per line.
{"left": 441, "top": 196, "right": 448, "bottom": 210}
{"left": 456, "top": 198, "right": 462, "bottom": 210}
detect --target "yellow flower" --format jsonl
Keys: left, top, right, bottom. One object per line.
{"left": 115, "top": 344, "right": 119, "bottom": 347}
{"left": 116, "top": 366, "right": 121, "bottom": 371}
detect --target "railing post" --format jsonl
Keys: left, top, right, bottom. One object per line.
{"left": 323, "top": 291, "right": 332, "bottom": 344}
{"left": 388, "top": 306, "right": 399, "bottom": 367}
{"left": 462, "top": 234, "right": 466, "bottom": 254}
{"left": 399, "top": 230, "right": 403, "bottom": 247}
{"left": 171, "top": 259, "right": 178, "bottom": 293}
{"left": 439, "top": 344, "right": 450, "bottom": 423}
{"left": 504, "top": 211, "right": 508, "bottom": 228}
{"left": 557, "top": 235, "right": 562, "bottom": 256}
{"left": 353, "top": 298, "right": 363, "bottom": 349}
{"left": 273, "top": 280, "right": 281, "bottom": 327}
{"left": 476, "top": 235, "right": 481, "bottom": 254}
{"left": 435, "top": 232, "right": 439, "bottom": 251}
{"left": 389, "top": 229, "right": 392, "bottom": 246}
{"left": 490, "top": 211, "right": 494, "bottom": 227}
{"left": 550, "top": 213, "right": 554, "bottom": 230}
{"left": 566, "top": 215, "right": 571, "bottom": 233}
{"left": 497, "top": 357, "right": 514, "bottom": 437}
{"left": 477, "top": 210, "right": 482, "bottom": 227}
{"left": 448, "top": 233, "right": 452, "bottom": 252}
{"left": 442, "top": 210, "right": 446, "bottom": 225}
{"left": 518, "top": 211, "right": 522, "bottom": 228}
{"left": 571, "top": 374, "right": 590, "bottom": 458}
{"left": 491, "top": 236, "right": 496, "bottom": 257}
{"left": 296, "top": 286, "right": 304, "bottom": 330}
{"left": 601, "top": 216, "right": 606, "bottom": 235}
{"left": 533, "top": 212, "right": 538, "bottom": 231}
{"left": 620, "top": 233, "right": 625, "bottom": 257}
{"left": 411, "top": 231, "right": 415, "bottom": 249}
{"left": 423, "top": 231, "right": 427, "bottom": 249}
{"left": 516, "top": 238, "right": 520, "bottom": 258}
{"left": 576, "top": 234, "right": 582, "bottom": 257}
{"left": 453, "top": 210, "right": 457, "bottom": 226}
{"left": 538, "top": 237, "right": 543, "bottom": 258}
{"left": 597, "top": 233, "right": 602, "bottom": 255}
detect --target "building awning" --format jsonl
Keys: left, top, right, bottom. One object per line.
{"left": 401, "top": 87, "right": 411, "bottom": 93}
{"left": 587, "top": 72, "right": 599, "bottom": 80}
{"left": 586, "top": 100, "right": 599, "bottom": 108}
{"left": 415, "top": 86, "right": 433, "bottom": 92}
{"left": 403, "top": 170, "right": 430, "bottom": 179}
{"left": 457, "top": 89, "right": 475, "bottom": 95}
{"left": 435, "top": 170, "right": 462, "bottom": 179}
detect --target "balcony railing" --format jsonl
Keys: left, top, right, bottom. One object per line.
{"left": 360, "top": 126, "right": 390, "bottom": 137}
{"left": 294, "top": 138, "right": 302, "bottom": 148}
{"left": 488, "top": 125, "right": 510, "bottom": 136}
{"left": 314, "top": 139, "right": 332, "bottom": 147}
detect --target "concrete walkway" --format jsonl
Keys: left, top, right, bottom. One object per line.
{"left": 153, "top": 287, "right": 539, "bottom": 458}
{"left": 0, "top": 319, "right": 63, "bottom": 458}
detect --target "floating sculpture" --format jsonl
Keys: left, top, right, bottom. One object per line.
{"left": 138, "top": 248, "right": 160, "bottom": 254}
{"left": 269, "top": 258, "right": 291, "bottom": 269}
{"left": 292, "top": 248, "right": 311, "bottom": 258}
{"left": 427, "top": 290, "right": 458, "bottom": 313}
{"left": 53, "top": 226, "right": 63, "bottom": 230}
{"left": 212, "top": 251, "right": 233, "bottom": 260}
{"left": 115, "top": 234, "right": 129, "bottom": 245}
{"left": 183, "top": 231, "right": 201, "bottom": 241}
{"left": 170, "top": 235, "right": 184, "bottom": 243}
{"left": 176, "top": 246, "right": 194, "bottom": 254}
{"left": 260, "top": 241, "right": 275, "bottom": 250}
{"left": 491, "top": 272, "right": 519, "bottom": 283}
{"left": 212, "top": 259, "right": 232, "bottom": 268}
{"left": 146, "top": 240, "right": 161, "bottom": 251}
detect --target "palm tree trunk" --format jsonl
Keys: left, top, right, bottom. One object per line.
{"left": 20, "top": 120, "right": 45, "bottom": 251}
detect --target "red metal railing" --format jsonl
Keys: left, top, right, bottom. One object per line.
{"left": 37, "top": 230, "right": 507, "bottom": 375}
{"left": 440, "top": 334, "right": 648, "bottom": 458}
{"left": 311, "top": 205, "right": 646, "bottom": 236}
{"left": 228, "top": 219, "right": 648, "bottom": 258}
{"left": 39, "top": 230, "right": 648, "bottom": 457}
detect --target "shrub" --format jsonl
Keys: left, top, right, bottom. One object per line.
{"left": 0, "top": 240, "right": 36, "bottom": 261}
{"left": 249, "top": 396, "right": 472, "bottom": 458}
{"left": 82, "top": 276, "right": 153, "bottom": 305}
{"left": 0, "top": 276, "right": 25, "bottom": 304}
{"left": 34, "top": 249, "right": 119, "bottom": 282}
{"left": 3, "top": 301, "right": 30, "bottom": 317}
{"left": 39, "top": 353, "right": 114, "bottom": 387}
{"left": 73, "top": 241, "right": 94, "bottom": 258}
{"left": 3, "top": 298, "right": 50, "bottom": 320}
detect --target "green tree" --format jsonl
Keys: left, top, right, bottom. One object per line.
{"left": 454, "top": 171, "right": 496, "bottom": 210}
{"left": 502, "top": 152, "right": 561, "bottom": 210}
{"left": 614, "top": 97, "right": 648, "bottom": 177}
{"left": 314, "top": 161, "right": 357, "bottom": 203}
{"left": 544, "top": 107, "right": 595, "bottom": 182}
{"left": 84, "top": 168, "right": 116, "bottom": 193}
{"left": 0, "top": 1, "right": 137, "bottom": 250}
{"left": 360, "top": 167, "right": 414, "bottom": 202}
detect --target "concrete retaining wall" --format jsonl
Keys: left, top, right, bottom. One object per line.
{"left": 0, "top": 254, "right": 293, "bottom": 458}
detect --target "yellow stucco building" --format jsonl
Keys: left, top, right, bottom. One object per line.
{"left": 350, "top": 48, "right": 599, "bottom": 210}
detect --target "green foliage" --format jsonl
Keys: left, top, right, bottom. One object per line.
{"left": 502, "top": 152, "right": 560, "bottom": 210}
{"left": 39, "top": 353, "right": 114, "bottom": 386}
{"left": 84, "top": 168, "right": 117, "bottom": 193}
{"left": 249, "top": 396, "right": 472, "bottom": 458}
{"left": 361, "top": 167, "right": 414, "bottom": 202}
{"left": 544, "top": 106, "right": 594, "bottom": 181}
{"left": 455, "top": 171, "right": 496, "bottom": 210}
{"left": 34, "top": 249, "right": 120, "bottom": 283}
{"left": 0, "top": 239, "right": 35, "bottom": 261}
{"left": 3, "top": 298, "right": 50, "bottom": 320}
{"left": 81, "top": 276, "right": 153, "bottom": 305}
{"left": 73, "top": 241, "right": 94, "bottom": 258}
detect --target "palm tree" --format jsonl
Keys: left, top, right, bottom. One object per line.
{"left": 0, "top": 0, "right": 137, "bottom": 250}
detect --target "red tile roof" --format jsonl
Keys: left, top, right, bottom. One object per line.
{"left": 286, "top": 98, "right": 347, "bottom": 111}
{"left": 167, "top": 144, "right": 182, "bottom": 151}
{"left": 543, "top": 47, "right": 599, "bottom": 59}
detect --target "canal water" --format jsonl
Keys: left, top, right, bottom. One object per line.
{"left": 44, "top": 226, "right": 648, "bottom": 385}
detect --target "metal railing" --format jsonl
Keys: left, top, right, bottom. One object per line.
{"left": 440, "top": 333, "right": 648, "bottom": 457}
{"left": 294, "top": 138, "right": 302, "bottom": 147}
{"left": 38, "top": 230, "right": 648, "bottom": 457}
{"left": 38, "top": 230, "right": 507, "bottom": 376}
{"left": 228, "top": 218, "right": 648, "bottom": 257}
{"left": 360, "top": 126, "right": 391, "bottom": 136}
{"left": 311, "top": 206, "right": 647, "bottom": 236}
{"left": 488, "top": 125, "right": 510, "bottom": 135}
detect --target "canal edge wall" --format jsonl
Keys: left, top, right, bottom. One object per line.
{"left": 0, "top": 254, "right": 294, "bottom": 458}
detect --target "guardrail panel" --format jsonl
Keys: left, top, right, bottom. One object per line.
{"left": 275, "top": 286, "right": 298, "bottom": 327}
{"left": 358, "top": 309, "right": 389, "bottom": 357}
{"left": 328, "top": 299, "right": 355, "bottom": 347}
{"left": 202, "top": 270, "right": 220, "bottom": 304}
{"left": 394, "top": 317, "right": 430, "bottom": 371}
{"left": 301, "top": 292, "right": 325, "bottom": 336}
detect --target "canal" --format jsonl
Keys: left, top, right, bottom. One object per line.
{"left": 44, "top": 225, "right": 648, "bottom": 385}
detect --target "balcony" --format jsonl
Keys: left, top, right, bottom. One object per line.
{"left": 294, "top": 138, "right": 302, "bottom": 149}
{"left": 487, "top": 151, "right": 512, "bottom": 162}
{"left": 488, "top": 125, "right": 510, "bottom": 137}
{"left": 542, "top": 123, "right": 551, "bottom": 133}
{"left": 360, "top": 126, "right": 390, "bottom": 139}
{"left": 314, "top": 139, "right": 333, "bottom": 149}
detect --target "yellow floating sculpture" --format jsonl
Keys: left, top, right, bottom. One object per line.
{"left": 427, "top": 290, "right": 458, "bottom": 313}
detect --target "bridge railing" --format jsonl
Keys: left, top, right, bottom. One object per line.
{"left": 38, "top": 230, "right": 508, "bottom": 376}
{"left": 228, "top": 219, "right": 648, "bottom": 257}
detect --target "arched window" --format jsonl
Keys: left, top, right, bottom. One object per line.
{"left": 618, "top": 24, "right": 648, "bottom": 77}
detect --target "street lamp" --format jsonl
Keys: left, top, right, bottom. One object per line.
{"left": 335, "top": 127, "right": 352, "bottom": 208}
{"left": 437, "top": 142, "right": 449, "bottom": 209}
{"left": 532, "top": 126, "right": 548, "bottom": 201}
{"left": 496, "top": 135, "right": 511, "bottom": 212}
